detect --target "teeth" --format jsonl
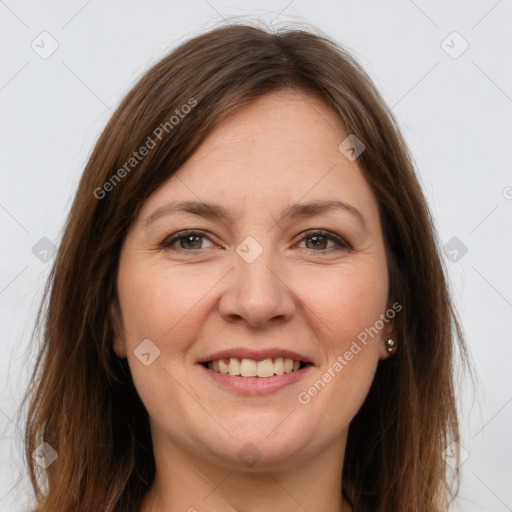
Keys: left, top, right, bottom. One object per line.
{"left": 240, "top": 358, "right": 257, "bottom": 377}
{"left": 228, "top": 357, "right": 241, "bottom": 375}
{"left": 218, "top": 358, "right": 229, "bottom": 374}
{"left": 257, "top": 358, "right": 275, "bottom": 378}
{"left": 206, "top": 357, "right": 305, "bottom": 377}
{"left": 274, "top": 357, "right": 284, "bottom": 375}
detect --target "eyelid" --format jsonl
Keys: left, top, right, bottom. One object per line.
{"left": 296, "top": 229, "right": 352, "bottom": 250}
{"left": 160, "top": 229, "right": 352, "bottom": 252}
{"left": 161, "top": 230, "right": 215, "bottom": 249}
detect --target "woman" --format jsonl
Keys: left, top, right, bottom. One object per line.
{"left": 22, "top": 22, "right": 468, "bottom": 511}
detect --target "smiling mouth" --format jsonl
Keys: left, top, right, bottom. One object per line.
{"left": 201, "top": 357, "right": 312, "bottom": 378}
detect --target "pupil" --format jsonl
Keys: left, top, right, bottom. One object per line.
{"left": 183, "top": 235, "right": 201, "bottom": 249}
{"left": 307, "top": 235, "right": 326, "bottom": 250}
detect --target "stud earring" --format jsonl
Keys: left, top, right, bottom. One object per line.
{"left": 385, "top": 338, "right": 396, "bottom": 353}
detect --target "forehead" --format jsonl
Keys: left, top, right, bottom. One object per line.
{"left": 188, "top": 90, "right": 346, "bottom": 173}
{"left": 137, "top": 90, "right": 380, "bottom": 228}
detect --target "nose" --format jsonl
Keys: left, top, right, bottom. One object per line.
{"left": 218, "top": 246, "right": 296, "bottom": 328}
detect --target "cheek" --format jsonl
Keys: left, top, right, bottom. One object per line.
{"left": 303, "top": 263, "right": 388, "bottom": 352}
{"left": 295, "top": 262, "right": 388, "bottom": 416}
{"left": 117, "top": 259, "right": 214, "bottom": 348}
{"left": 116, "top": 260, "right": 214, "bottom": 427}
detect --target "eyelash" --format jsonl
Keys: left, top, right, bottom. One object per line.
{"left": 160, "top": 229, "right": 352, "bottom": 253}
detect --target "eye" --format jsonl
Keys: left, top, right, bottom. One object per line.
{"left": 160, "top": 229, "right": 351, "bottom": 253}
{"left": 161, "top": 230, "right": 215, "bottom": 251}
{"left": 296, "top": 230, "right": 351, "bottom": 251}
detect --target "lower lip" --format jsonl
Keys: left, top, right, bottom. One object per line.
{"left": 198, "top": 363, "right": 314, "bottom": 396}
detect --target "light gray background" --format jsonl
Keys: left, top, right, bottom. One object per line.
{"left": 1, "top": 1, "right": 511, "bottom": 510}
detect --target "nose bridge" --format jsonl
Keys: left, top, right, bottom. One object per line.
{"left": 235, "top": 233, "right": 282, "bottom": 296}
{"left": 237, "top": 239, "right": 278, "bottom": 287}
{"left": 219, "top": 233, "right": 295, "bottom": 326}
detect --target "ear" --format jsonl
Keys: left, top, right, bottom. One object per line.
{"left": 110, "top": 299, "right": 127, "bottom": 358}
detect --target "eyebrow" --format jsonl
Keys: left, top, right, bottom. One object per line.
{"left": 144, "top": 199, "right": 368, "bottom": 231}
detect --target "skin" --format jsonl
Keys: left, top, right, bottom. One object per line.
{"left": 112, "top": 89, "right": 395, "bottom": 512}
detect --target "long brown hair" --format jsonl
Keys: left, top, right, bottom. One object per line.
{"left": 21, "top": 21, "right": 468, "bottom": 511}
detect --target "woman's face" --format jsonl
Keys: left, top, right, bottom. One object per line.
{"left": 113, "top": 90, "right": 394, "bottom": 471}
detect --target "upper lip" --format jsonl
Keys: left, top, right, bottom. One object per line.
{"left": 197, "top": 348, "right": 314, "bottom": 365}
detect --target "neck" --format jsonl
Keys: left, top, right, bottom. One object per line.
{"left": 140, "top": 429, "right": 352, "bottom": 512}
